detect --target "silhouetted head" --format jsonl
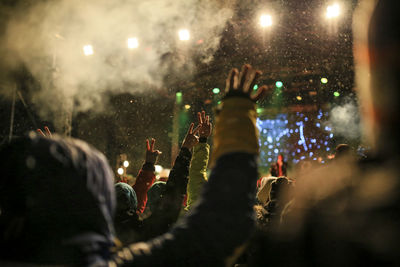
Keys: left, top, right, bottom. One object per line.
{"left": 354, "top": 0, "right": 400, "bottom": 157}
{"left": 146, "top": 181, "right": 167, "bottom": 212}
{"left": 0, "top": 133, "right": 116, "bottom": 265}
{"left": 115, "top": 182, "right": 137, "bottom": 216}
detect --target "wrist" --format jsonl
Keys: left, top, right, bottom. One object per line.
{"left": 199, "top": 137, "right": 208, "bottom": 143}
{"left": 181, "top": 144, "right": 191, "bottom": 150}
{"left": 143, "top": 162, "right": 155, "bottom": 171}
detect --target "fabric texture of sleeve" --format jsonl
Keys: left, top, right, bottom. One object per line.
{"left": 211, "top": 97, "right": 259, "bottom": 166}
{"left": 186, "top": 142, "right": 210, "bottom": 211}
{"left": 111, "top": 97, "right": 259, "bottom": 266}
{"left": 141, "top": 147, "right": 192, "bottom": 238}
{"left": 132, "top": 163, "right": 156, "bottom": 214}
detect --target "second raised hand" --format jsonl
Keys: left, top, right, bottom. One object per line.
{"left": 145, "top": 138, "right": 162, "bottom": 165}
{"left": 197, "top": 111, "right": 212, "bottom": 138}
{"left": 225, "top": 64, "right": 268, "bottom": 102}
{"left": 181, "top": 123, "right": 200, "bottom": 150}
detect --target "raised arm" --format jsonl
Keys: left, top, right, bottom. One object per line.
{"left": 186, "top": 111, "right": 212, "bottom": 211}
{"left": 132, "top": 138, "right": 161, "bottom": 214}
{"left": 142, "top": 123, "right": 199, "bottom": 237}
{"left": 112, "top": 64, "right": 267, "bottom": 266}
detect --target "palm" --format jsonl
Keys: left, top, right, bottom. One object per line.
{"left": 145, "top": 138, "right": 162, "bottom": 164}
{"left": 197, "top": 111, "right": 212, "bottom": 138}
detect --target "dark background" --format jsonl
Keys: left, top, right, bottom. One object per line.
{"left": 0, "top": 0, "right": 359, "bottom": 176}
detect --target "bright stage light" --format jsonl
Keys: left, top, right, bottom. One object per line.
{"left": 296, "top": 96, "right": 302, "bottom": 101}
{"left": 326, "top": 3, "right": 340, "bottom": 19}
{"left": 184, "top": 104, "right": 191, "bottom": 110}
{"left": 123, "top": 160, "right": 129, "bottom": 167}
{"left": 260, "top": 14, "right": 272, "bottom": 27}
{"left": 334, "top": 91, "right": 340, "bottom": 97}
{"left": 213, "top": 88, "right": 220, "bottom": 94}
{"left": 275, "top": 81, "right": 283, "bottom": 88}
{"left": 179, "top": 29, "right": 190, "bottom": 41}
{"left": 117, "top": 167, "right": 124, "bottom": 175}
{"left": 253, "top": 84, "right": 258, "bottom": 91}
{"left": 321, "top": 77, "right": 328, "bottom": 84}
{"left": 127, "top": 37, "right": 139, "bottom": 49}
{"left": 83, "top": 45, "right": 94, "bottom": 56}
{"left": 155, "top": 165, "right": 163, "bottom": 173}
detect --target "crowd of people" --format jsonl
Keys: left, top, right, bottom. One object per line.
{"left": 1, "top": 1, "right": 400, "bottom": 266}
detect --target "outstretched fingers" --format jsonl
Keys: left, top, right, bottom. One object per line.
{"left": 249, "top": 71, "right": 262, "bottom": 94}
{"left": 146, "top": 139, "right": 151, "bottom": 151}
{"left": 188, "top": 123, "right": 194, "bottom": 134}
{"left": 225, "top": 68, "right": 238, "bottom": 92}
{"left": 37, "top": 129, "right": 46, "bottom": 137}
{"left": 44, "top": 126, "right": 52, "bottom": 137}
{"left": 238, "top": 64, "right": 251, "bottom": 91}
{"left": 192, "top": 125, "right": 201, "bottom": 135}
{"left": 197, "top": 112, "right": 203, "bottom": 124}
{"left": 251, "top": 85, "right": 268, "bottom": 102}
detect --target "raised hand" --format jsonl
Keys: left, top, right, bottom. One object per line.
{"left": 145, "top": 138, "right": 162, "bottom": 164}
{"left": 181, "top": 123, "right": 200, "bottom": 150}
{"left": 197, "top": 111, "right": 212, "bottom": 138}
{"left": 37, "top": 126, "right": 52, "bottom": 138}
{"left": 225, "top": 64, "right": 268, "bottom": 102}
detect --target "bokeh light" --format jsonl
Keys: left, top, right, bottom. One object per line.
{"left": 260, "top": 14, "right": 273, "bottom": 27}
{"left": 178, "top": 29, "right": 190, "bottom": 41}
{"left": 83, "top": 45, "right": 93, "bottom": 56}
{"left": 127, "top": 37, "right": 139, "bottom": 49}
{"left": 326, "top": 3, "right": 340, "bottom": 19}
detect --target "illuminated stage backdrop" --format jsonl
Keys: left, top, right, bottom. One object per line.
{"left": 257, "top": 110, "right": 334, "bottom": 173}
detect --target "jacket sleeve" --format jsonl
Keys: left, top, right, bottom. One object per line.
{"left": 132, "top": 163, "right": 156, "bottom": 214}
{"left": 186, "top": 142, "right": 209, "bottom": 211}
{"left": 139, "top": 147, "right": 192, "bottom": 240}
{"left": 112, "top": 97, "right": 259, "bottom": 266}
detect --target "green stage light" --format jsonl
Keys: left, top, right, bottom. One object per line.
{"left": 321, "top": 77, "right": 328, "bottom": 84}
{"left": 176, "top": 92, "right": 182, "bottom": 103}
{"left": 333, "top": 91, "right": 340, "bottom": 97}
{"left": 213, "top": 88, "right": 220, "bottom": 94}
{"left": 253, "top": 84, "right": 258, "bottom": 90}
{"left": 275, "top": 81, "right": 283, "bottom": 88}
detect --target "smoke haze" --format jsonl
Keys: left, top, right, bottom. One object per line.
{"left": 327, "top": 98, "right": 361, "bottom": 140}
{"left": 0, "top": 0, "right": 233, "bottom": 127}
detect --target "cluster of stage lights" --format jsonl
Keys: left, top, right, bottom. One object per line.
{"left": 211, "top": 77, "right": 339, "bottom": 98}
{"left": 83, "top": 29, "right": 191, "bottom": 56}
{"left": 117, "top": 160, "right": 130, "bottom": 175}
{"left": 259, "top": 3, "right": 341, "bottom": 28}
{"left": 257, "top": 110, "right": 334, "bottom": 168}
{"left": 83, "top": 3, "right": 341, "bottom": 56}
